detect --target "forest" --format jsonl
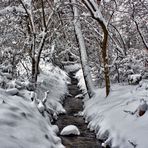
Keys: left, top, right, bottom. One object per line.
{"left": 0, "top": 0, "right": 147, "bottom": 148}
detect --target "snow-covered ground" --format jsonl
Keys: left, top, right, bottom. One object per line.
{"left": 76, "top": 69, "right": 148, "bottom": 148}
{"left": 0, "top": 63, "right": 69, "bottom": 148}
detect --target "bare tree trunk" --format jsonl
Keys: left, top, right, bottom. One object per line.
{"left": 82, "top": 0, "right": 110, "bottom": 96}
{"left": 31, "top": 43, "right": 36, "bottom": 81}
{"left": 34, "top": 32, "right": 47, "bottom": 82}
{"left": 101, "top": 25, "right": 110, "bottom": 96}
{"left": 72, "top": 0, "right": 95, "bottom": 98}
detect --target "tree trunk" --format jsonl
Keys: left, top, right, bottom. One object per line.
{"left": 82, "top": 0, "right": 110, "bottom": 96}
{"left": 72, "top": 0, "right": 95, "bottom": 98}
{"left": 101, "top": 23, "right": 110, "bottom": 96}
{"left": 34, "top": 32, "right": 47, "bottom": 82}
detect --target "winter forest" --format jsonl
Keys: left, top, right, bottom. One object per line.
{"left": 0, "top": 0, "right": 148, "bottom": 148}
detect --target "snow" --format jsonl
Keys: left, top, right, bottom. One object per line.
{"left": 128, "top": 74, "right": 142, "bottom": 84}
{"left": 6, "top": 88, "right": 18, "bottom": 95}
{"left": 75, "top": 69, "right": 87, "bottom": 94}
{"left": 54, "top": 0, "right": 60, "bottom": 4}
{"left": 0, "top": 63, "right": 69, "bottom": 148}
{"left": 138, "top": 99, "right": 147, "bottom": 112}
{"left": 51, "top": 125, "right": 59, "bottom": 134}
{"left": 104, "top": 0, "right": 111, "bottom": 2}
{"left": 35, "top": 63, "right": 69, "bottom": 115}
{"left": 64, "top": 63, "right": 81, "bottom": 73}
{"left": 76, "top": 69, "right": 148, "bottom": 148}
{"left": 0, "top": 89, "right": 64, "bottom": 148}
{"left": 60, "top": 125, "right": 80, "bottom": 136}
{"left": 102, "top": 142, "right": 107, "bottom": 147}
{"left": 37, "top": 100, "right": 45, "bottom": 113}
{"left": 75, "top": 94, "right": 84, "bottom": 99}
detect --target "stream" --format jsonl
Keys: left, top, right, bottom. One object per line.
{"left": 55, "top": 72, "right": 103, "bottom": 148}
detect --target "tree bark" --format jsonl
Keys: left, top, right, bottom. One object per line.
{"left": 72, "top": 0, "right": 95, "bottom": 98}
{"left": 82, "top": 0, "right": 110, "bottom": 96}
{"left": 101, "top": 24, "right": 110, "bottom": 96}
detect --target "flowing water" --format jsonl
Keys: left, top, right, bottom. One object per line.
{"left": 55, "top": 72, "right": 103, "bottom": 148}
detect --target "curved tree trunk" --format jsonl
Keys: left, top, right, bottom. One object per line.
{"left": 82, "top": 0, "right": 110, "bottom": 96}
{"left": 101, "top": 23, "right": 110, "bottom": 96}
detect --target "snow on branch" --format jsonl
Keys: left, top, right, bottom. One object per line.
{"left": 0, "top": 6, "right": 25, "bottom": 15}
{"left": 133, "top": 19, "right": 148, "bottom": 50}
{"left": 83, "top": 0, "right": 107, "bottom": 27}
{"left": 19, "top": 0, "right": 35, "bottom": 33}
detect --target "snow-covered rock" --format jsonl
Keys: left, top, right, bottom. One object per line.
{"left": 0, "top": 88, "right": 65, "bottom": 148}
{"left": 60, "top": 125, "right": 80, "bottom": 136}
{"left": 37, "top": 100, "right": 45, "bottom": 113}
{"left": 139, "top": 99, "right": 147, "bottom": 111}
{"left": 101, "top": 142, "right": 107, "bottom": 148}
{"left": 30, "top": 91, "right": 36, "bottom": 101}
{"left": 137, "top": 99, "right": 147, "bottom": 116}
{"left": 6, "top": 88, "right": 18, "bottom": 95}
{"left": 75, "top": 94, "right": 83, "bottom": 99}
{"left": 1, "top": 72, "right": 12, "bottom": 80}
{"left": 51, "top": 125, "right": 59, "bottom": 134}
{"left": 128, "top": 74, "right": 142, "bottom": 85}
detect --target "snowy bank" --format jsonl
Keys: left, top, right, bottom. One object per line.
{"left": 37, "top": 63, "right": 69, "bottom": 115}
{"left": 75, "top": 69, "right": 148, "bottom": 148}
{"left": 0, "top": 63, "right": 69, "bottom": 148}
{"left": 0, "top": 89, "right": 64, "bottom": 148}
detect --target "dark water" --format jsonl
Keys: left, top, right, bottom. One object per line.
{"left": 55, "top": 72, "right": 103, "bottom": 148}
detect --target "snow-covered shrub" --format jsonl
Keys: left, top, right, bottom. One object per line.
{"left": 111, "top": 48, "right": 147, "bottom": 83}
{"left": 128, "top": 74, "right": 142, "bottom": 85}
{"left": 21, "top": 64, "right": 69, "bottom": 132}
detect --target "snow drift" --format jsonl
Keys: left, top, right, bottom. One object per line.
{"left": 0, "top": 63, "right": 69, "bottom": 148}
{"left": 76, "top": 69, "right": 148, "bottom": 148}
